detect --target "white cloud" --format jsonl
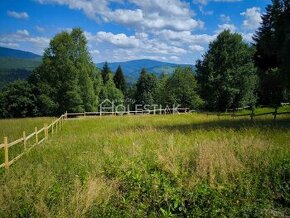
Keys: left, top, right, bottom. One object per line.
{"left": 195, "top": 0, "right": 241, "bottom": 5}
{"left": 189, "top": 45, "right": 205, "bottom": 52}
{"left": 0, "top": 30, "right": 50, "bottom": 54}
{"left": 241, "top": 32, "right": 254, "bottom": 42}
{"left": 36, "top": 26, "right": 45, "bottom": 32}
{"left": 215, "top": 23, "right": 237, "bottom": 33}
{"left": 7, "top": 11, "right": 29, "bottom": 19}
{"left": 16, "top": 29, "right": 30, "bottom": 37}
{"left": 85, "top": 29, "right": 212, "bottom": 64}
{"left": 0, "top": 42, "right": 19, "bottom": 48}
{"left": 156, "top": 30, "right": 215, "bottom": 45}
{"left": 169, "top": 56, "right": 180, "bottom": 61}
{"left": 95, "top": 32, "right": 140, "bottom": 48}
{"left": 90, "top": 49, "right": 100, "bottom": 54}
{"left": 37, "top": 0, "right": 203, "bottom": 32}
{"left": 220, "top": 14, "right": 231, "bottom": 23}
{"left": 241, "top": 7, "right": 262, "bottom": 31}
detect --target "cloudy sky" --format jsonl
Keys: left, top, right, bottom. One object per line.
{"left": 0, "top": 0, "right": 270, "bottom": 64}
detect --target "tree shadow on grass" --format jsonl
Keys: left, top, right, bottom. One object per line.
{"left": 155, "top": 117, "right": 290, "bottom": 134}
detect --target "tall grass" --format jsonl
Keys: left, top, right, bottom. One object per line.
{"left": 0, "top": 114, "right": 289, "bottom": 217}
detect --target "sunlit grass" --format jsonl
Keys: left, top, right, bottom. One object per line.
{"left": 0, "top": 114, "right": 289, "bottom": 217}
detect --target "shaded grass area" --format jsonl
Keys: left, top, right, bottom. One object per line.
{"left": 0, "top": 114, "right": 289, "bottom": 217}
{"left": 228, "top": 105, "right": 290, "bottom": 116}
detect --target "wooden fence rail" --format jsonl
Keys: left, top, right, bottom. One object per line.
{"left": 0, "top": 113, "right": 67, "bottom": 170}
{"left": 66, "top": 108, "right": 190, "bottom": 118}
{"left": 194, "top": 105, "right": 290, "bottom": 121}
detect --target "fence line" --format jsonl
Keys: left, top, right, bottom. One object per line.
{"left": 0, "top": 113, "right": 67, "bottom": 170}
{"left": 194, "top": 103, "right": 290, "bottom": 121}
{"left": 1, "top": 104, "right": 289, "bottom": 170}
{"left": 66, "top": 108, "right": 190, "bottom": 118}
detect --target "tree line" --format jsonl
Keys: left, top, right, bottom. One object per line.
{"left": 0, "top": 0, "right": 289, "bottom": 118}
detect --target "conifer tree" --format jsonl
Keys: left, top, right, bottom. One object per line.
{"left": 102, "top": 62, "right": 111, "bottom": 84}
{"left": 113, "top": 65, "right": 127, "bottom": 94}
{"left": 135, "top": 68, "right": 158, "bottom": 106}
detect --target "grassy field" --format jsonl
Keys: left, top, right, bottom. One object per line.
{"left": 0, "top": 114, "right": 290, "bottom": 217}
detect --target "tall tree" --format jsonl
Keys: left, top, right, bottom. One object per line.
{"left": 71, "top": 28, "right": 97, "bottom": 111}
{"left": 102, "top": 62, "right": 111, "bottom": 84}
{"left": 135, "top": 68, "right": 158, "bottom": 106}
{"left": 113, "top": 65, "right": 127, "bottom": 94}
{"left": 196, "top": 30, "right": 258, "bottom": 111}
{"left": 162, "top": 67, "right": 203, "bottom": 109}
{"left": 99, "top": 72, "right": 124, "bottom": 105}
{"left": 253, "top": 0, "right": 290, "bottom": 104}
{"left": 29, "top": 28, "right": 102, "bottom": 115}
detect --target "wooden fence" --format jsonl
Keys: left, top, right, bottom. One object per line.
{"left": 193, "top": 103, "right": 290, "bottom": 121}
{"left": 0, "top": 113, "right": 67, "bottom": 170}
{"left": 66, "top": 108, "right": 190, "bottom": 118}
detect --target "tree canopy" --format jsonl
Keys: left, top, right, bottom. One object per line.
{"left": 196, "top": 30, "right": 258, "bottom": 111}
{"left": 253, "top": 0, "right": 290, "bottom": 104}
{"left": 135, "top": 68, "right": 158, "bottom": 106}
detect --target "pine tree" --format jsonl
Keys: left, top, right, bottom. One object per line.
{"left": 113, "top": 65, "right": 127, "bottom": 94}
{"left": 102, "top": 62, "right": 111, "bottom": 84}
{"left": 253, "top": 0, "right": 290, "bottom": 104}
{"left": 135, "top": 68, "right": 158, "bottom": 106}
{"left": 100, "top": 72, "right": 124, "bottom": 105}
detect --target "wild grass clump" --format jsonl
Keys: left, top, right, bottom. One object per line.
{"left": 0, "top": 114, "right": 289, "bottom": 217}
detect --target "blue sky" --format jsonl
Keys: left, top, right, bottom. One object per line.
{"left": 0, "top": 0, "right": 271, "bottom": 64}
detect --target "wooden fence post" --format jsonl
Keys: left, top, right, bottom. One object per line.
{"left": 273, "top": 106, "right": 278, "bottom": 121}
{"left": 23, "top": 131, "right": 27, "bottom": 151}
{"left": 250, "top": 106, "right": 255, "bottom": 121}
{"left": 4, "top": 137, "right": 9, "bottom": 169}
{"left": 35, "top": 127, "right": 38, "bottom": 144}
{"left": 44, "top": 123, "right": 48, "bottom": 139}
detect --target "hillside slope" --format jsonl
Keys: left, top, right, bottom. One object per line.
{"left": 0, "top": 47, "right": 42, "bottom": 89}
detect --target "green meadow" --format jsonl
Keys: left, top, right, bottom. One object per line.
{"left": 0, "top": 114, "right": 290, "bottom": 217}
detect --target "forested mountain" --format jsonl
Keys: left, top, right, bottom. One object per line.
{"left": 96, "top": 59, "right": 193, "bottom": 82}
{"left": 0, "top": 47, "right": 42, "bottom": 89}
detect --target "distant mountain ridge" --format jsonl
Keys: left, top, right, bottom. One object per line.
{"left": 0, "top": 47, "right": 41, "bottom": 60}
{"left": 96, "top": 59, "right": 193, "bottom": 82}
{"left": 0, "top": 47, "right": 194, "bottom": 89}
{"left": 0, "top": 47, "right": 42, "bottom": 89}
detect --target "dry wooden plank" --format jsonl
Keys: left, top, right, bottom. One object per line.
{"left": 8, "top": 152, "right": 25, "bottom": 166}
{"left": 37, "top": 127, "right": 45, "bottom": 134}
{"left": 232, "top": 113, "right": 252, "bottom": 117}
{"left": 277, "top": 111, "right": 290, "bottom": 115}
{"left": 66, "top": 112, "right": 84, "bottom": 116}
{"left": 253, "top": 112, "right": 274, "bottom": 117}
{"left": 4, "top": 137, "right": 9, "bottom": 169}
{"left": 8, "top": 138, "right": 24, "bottom": 148}
{"left": 38, "top": 138, "right": 45, "bottom": 144}
{"left": 26, "top": 132, "right": 35, "bottom": 140}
